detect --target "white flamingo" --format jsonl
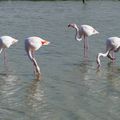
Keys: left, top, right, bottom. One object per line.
{"left": 25, "top": 36, "right": 50, "bottom": 80}
{"left": 96, "top": 37, "right": 120, "bottom": 68}
{"left": 0, "top": 36, "right": 18, "bottom": 68}
{"left": 68, "top": 23, "right": 99, "bottom": 58}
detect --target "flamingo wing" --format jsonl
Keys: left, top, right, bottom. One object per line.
{"left": 81, "top": 25, "right": 98, "bottom": 36}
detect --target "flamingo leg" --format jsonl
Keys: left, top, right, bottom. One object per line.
{"left": 85, "top": 36, "right": 89, "bottom": 58}
{"left": 83, "top": 35, "right": 86, "bottom": 58}
{"left": 83, "top": 34, "right": 88, "bottom": 59}
{"left": 107, "top": 50, "right": 115, "bottom": 61}
{"left": 111, "top": 51, "right": 115, "bottom": 62}
{"left": 111, "top": 51, "right": 115, "bottom": 63}
{"left": 3, "top": 49, "right": 9, "bottom": 72}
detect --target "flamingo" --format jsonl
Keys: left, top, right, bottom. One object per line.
{"left": 0, "top": 36, "right": 18, "bottom": 68}
{"left": 96, "top": 37, "right": 120, "bottom": 68}
{"left": 68, "top": 23, "right": 99, "bottom": 58}
{"left": 25, "top": 36, "right": 50, "bottom": 80}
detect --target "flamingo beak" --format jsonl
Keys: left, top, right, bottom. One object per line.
{"left": 68, "top": 24, "right": 71, "bottom": 27}
{"left": 41, "top": 40, "right": 50, "bottom": 45}
{"left": 68, "top": 24, "right": 74, "bottom": 28}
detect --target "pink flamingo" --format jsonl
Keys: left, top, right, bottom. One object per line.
{"left": 96, "top": 37, "right": 120, "bottom": 68}
{"left": 25, "top": 36, "right": 50, "bottom": 80}
{"left": 0, "top": 36, "right": 18, "bottom": 68}
{"left": 68, "top": 23, "right": 99, "bottom": 58}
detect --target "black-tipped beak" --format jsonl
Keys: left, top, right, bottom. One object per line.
{"left": 68, "top": 24, "right": 71, "bottom": 27}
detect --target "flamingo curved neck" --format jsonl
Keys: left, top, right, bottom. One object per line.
{"left": 27, "top": 50, "right": 41, "bottom": 75}
{"left": 96, "top": 50, "right": 109, "bottom": 67}
{"left": 74, "top": 26, "right": 82, "bottom": 41}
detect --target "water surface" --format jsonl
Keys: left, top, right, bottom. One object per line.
{"left": 0, "top": 1, "right": 120, "bottom": 120}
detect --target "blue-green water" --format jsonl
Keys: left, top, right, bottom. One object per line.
{"left": 0, "top": 1, "right": 120, "bottom": 120}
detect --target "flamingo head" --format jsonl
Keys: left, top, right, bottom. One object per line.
{"left": 68, "top": 23, "right": 77, "bottom": 29}
{"left": 41, "top": 40, "right": 50, "bottom": 46}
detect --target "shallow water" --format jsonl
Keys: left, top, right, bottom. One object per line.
{"left": 0, "top": 1, "right": 120, "bottom": 120}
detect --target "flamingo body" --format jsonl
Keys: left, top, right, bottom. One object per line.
{"left": 96, "top": 37, "right": 120, "bottom": 68}
{"left": 0, "top": 36, "right": 18, "bottom": 49}
{"left": 106, "top": 37, "right": 120, "bottom": 51}
{"left": 25, "top": 36, "right": 50, "bottom": 80}
{"left": 25, "top": 37, "right": 43, "bottom": 51}
{"left": 0, "top": 36, "right": 18, "bottom": 71}
{"left": 80, "top": 25, "right": 99, "bottom": 36}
